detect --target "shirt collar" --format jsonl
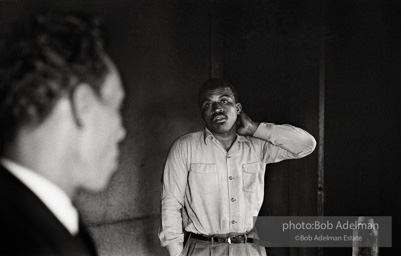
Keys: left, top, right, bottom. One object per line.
{"left": 203, "top": 127, "right": 251, "bottom": 145}
{"left": 0, "top": 158, "right": 79, "bottom": 236}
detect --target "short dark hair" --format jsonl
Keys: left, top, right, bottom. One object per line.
{"left": 198, "top": 78, "right": 239, "bottom": 106}
{"left": 0, "top": 13, "right": 110, "bottom": 153}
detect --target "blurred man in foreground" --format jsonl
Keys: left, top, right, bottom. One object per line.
{"left": 0, "top": 13, "right": 126, "bottom": 255}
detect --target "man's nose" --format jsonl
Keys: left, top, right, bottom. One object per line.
{"left": 212, "top": 102, "right": 223, "bottom": 113}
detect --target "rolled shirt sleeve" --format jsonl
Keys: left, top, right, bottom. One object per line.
{"left": 253, "top": 122, "right": 316, "bottom": 163}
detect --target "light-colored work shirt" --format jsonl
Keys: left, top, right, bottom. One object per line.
{"left": 1, "top": 158, "right": 79, "bottom": 235}
{"left": 159, "top": 123, "right": 316, "bottom": 256}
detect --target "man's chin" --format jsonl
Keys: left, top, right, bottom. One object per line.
{"left": 85, "top": 177, "right": 112, "bottom": 193}
{"left": 208, "top": 124, "right": 234, "bottom": 134}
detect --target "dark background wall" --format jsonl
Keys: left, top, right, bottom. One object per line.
{"left": 0, "top": 1, "right": 400, "bottom": 256}
{"left": 324, "top": 1, "right": 401, "bottom": 255}
{"left": 213, "top": 1, "right": 401, "bottom": 256}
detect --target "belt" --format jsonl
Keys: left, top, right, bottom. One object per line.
{"left": 190, "top": 233, "right": 254, "bottom": 244}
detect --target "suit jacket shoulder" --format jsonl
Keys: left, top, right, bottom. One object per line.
{"left": 0, "top": 165, "right": 97, "bottom": 256}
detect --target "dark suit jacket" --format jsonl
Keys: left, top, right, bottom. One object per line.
{"left": 0, "top": 165, "right": 98, "bottom": 256}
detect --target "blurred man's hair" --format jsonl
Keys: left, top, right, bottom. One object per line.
{"left": 198, "top": 78, "right": 239, "bottom": 107}
{"left": 0, "top": 13, "right": 110, "bottom": 153}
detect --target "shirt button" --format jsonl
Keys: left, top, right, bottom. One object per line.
{"left": 229, "top": 176, "right": 234, "bottom": 180}
{"left": 227, "top": 155, "right": 231, "bottom": 158}
{"left": 231, "top": 220, "right": 237, "bottom": 224}
{"left": 231, "top": 198, "right": 236, "bottom": 202}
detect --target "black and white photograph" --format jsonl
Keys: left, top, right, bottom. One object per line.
{"left": 0, "top": 0, "right": 400, "bottom": 255}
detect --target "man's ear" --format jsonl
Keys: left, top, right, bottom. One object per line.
{"left": 70, "top": 84, "right": 97, "bottom": 128}
{"left": 236, "top": 103, "right": 242, "bottom": 115}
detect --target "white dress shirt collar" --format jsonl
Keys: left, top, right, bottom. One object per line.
{"left": 1, "top": 158, "right": 79, "bottom": 235}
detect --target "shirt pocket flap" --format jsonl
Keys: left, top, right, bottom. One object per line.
{"left": 190, "top": 163, "right": 216, "bottom": 173}
{"left": 242, "top": 162, "right": 264, "bottom": 193}
{"left": 242, "top": 162, "right": 262, "bottom": 173}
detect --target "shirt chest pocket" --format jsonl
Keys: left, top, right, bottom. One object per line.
{"left": 189, "top": 163, "right": 218, "bottom": 195}
{"left": 242, "top": 162, "right": 265, "bottom": 193}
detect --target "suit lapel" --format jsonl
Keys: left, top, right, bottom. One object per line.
{"left": 0, "top": 165, "right": 97, "bottom": 256}
{"left": 77, "top": 219, "right": 98, "bottom": 256}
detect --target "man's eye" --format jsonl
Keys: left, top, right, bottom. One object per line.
{"left": 221, "top": 99, "right": 227, "bottom": 103}
{"left": 204, "top": 103, "right": 210, "bottom": 108}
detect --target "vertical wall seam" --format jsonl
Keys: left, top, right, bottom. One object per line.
{"left": 209, "top": 0, "right": 224, "bottom": 79}
{"left": 318, "top": 0, "right": 326, "bottom": 255}
{"left": 209, "top": 0, "right": 213, "bottom": 78}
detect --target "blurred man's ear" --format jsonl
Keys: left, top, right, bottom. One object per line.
{"left": 236, "top": 103, "right": 242, "bottom": 115}
{"left": 70, "top": 84, "right": 97, "bottom": 128}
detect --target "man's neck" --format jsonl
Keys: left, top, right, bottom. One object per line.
{"left": 4, "top": 138, "right": 76, "bottom": 199}
{"left": 212, "top": 129, "right": 237, "bottom": 152}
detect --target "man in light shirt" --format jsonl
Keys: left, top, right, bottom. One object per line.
{"left": 0, "top": 14, "right": 126, "bottom": 255}
{"left": 159, "top": 78, "right": 316, "bottom": 256}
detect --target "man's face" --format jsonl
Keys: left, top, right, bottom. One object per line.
{"left": 199, "top": 87, "right": 241, "bottom": 135}
{"left": 81, "top": 60, "right": 126, "bottom": 192}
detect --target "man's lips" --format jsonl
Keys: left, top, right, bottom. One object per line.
{"left": 212, "top": 114, "right": 227, "bottom": 123}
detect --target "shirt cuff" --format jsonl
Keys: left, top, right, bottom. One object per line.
{"left": 167, "top": 242, "right": 183, "bottom": 256}
{"left": 253, "top": 122, "right": 274, "bottom": 141}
